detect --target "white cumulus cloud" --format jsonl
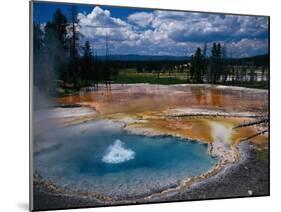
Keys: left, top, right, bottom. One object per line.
{"left": 128, "top": 12, "right": 154, "bottom": 27}
{"left": 75, "top": 6, "right": 268, "bottom": 57}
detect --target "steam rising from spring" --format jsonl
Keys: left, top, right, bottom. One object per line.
{"left": 209, "top": 121, "right": 236, "bottom": 162}
{"left": 210, "top": 122, "right": 233, "bottom": 144}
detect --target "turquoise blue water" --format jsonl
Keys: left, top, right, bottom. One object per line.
{"left": 34, "top": 121, "right": 218, "bottom": 198}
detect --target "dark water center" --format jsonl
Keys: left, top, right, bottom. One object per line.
{"left": 34, "top": 120, "right": 218, "bottom": 198}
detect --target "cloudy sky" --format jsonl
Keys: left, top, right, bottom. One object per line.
{"left": 34, "top": 2, "right": 269, "bottom": 58}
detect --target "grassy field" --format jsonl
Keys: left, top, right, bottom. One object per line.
{"left": 217, "top": 81, "right": 269, "bottom": 89}
{"left": 113, "top": 69, "right": 187, "bottom": 84}
{"left": 112, "top": 69, "right": 269, "bottom": 89}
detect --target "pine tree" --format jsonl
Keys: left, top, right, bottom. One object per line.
{"left": 221, "top": 44, "right": 227, "bottom": 82}
{"left": 202, "top": 43, "right": 207, "bottom": 81}
{"left": 217, "top": 43, "right": 222, "bottom": 82}
{"left": 33, "top": 23, "right": 44, "bottom": 87}
{"left": 52, "top": 9, "right": 67, "bottom": 45}
{"left": 210, "top": 43, "right": 217, "bottom": 83}
{"left": 68, "top": 6, "right": 79, "bottom": 89}
{"left": 81, "top": 41, "right": 92, "bottom": 84}
{"left": 190, "top": 48, "right": 203, "bottom": 83}
{"left": 43, "top": 9, "right": 68, "bottom": 93}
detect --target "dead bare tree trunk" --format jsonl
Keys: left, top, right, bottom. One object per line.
{"left": 240, "top": 130, "right": 268, "bottom": 142}
{"left": 233, "top": 119, "right": 268, "bottom": 129}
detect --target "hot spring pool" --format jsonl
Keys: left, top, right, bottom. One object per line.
{"left": 34, "top": 120, "right": 218, "bottom": 199}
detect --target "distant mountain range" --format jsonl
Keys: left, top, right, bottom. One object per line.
{"left": 95, "top": 54, "right": 188, "bottom": 61}
{"left": 95, "top": 53, "right": 269, "bottom": 62}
